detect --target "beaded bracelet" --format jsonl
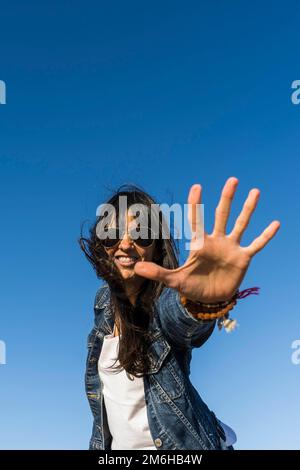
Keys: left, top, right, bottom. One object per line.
{"left": 180, "top": 287, "right": 260, "bottom": 332}
{"left": 180, "top": 293, "right": 238, "bottom": 316}
{"left": 185, "top": 298, "right": 237, "bottom": 320}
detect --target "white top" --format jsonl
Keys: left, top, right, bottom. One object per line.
{"left": 98, "top": 325, "right": 236, "bottom": 450}
{"left": 98, "top": 326, "right": 157, "bottom": 450}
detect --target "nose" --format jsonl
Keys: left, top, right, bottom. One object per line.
{"left": 118, "top": 230, "right": 134, "bottom": 250}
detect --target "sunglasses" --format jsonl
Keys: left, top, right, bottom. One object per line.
{"left": 100, "top": 225, "right": 157, "bottom": 249}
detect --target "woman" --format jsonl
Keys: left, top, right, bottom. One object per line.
{"left": 79, "top": 177, "right": 280, "bottom": 450}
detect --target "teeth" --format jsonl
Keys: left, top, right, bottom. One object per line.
{"left": 117, "top": 256, "right": 137, "bottom": 262}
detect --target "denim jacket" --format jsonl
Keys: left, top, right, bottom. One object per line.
{"left": 85, "top": 283, "right": 228, "bottom": 450}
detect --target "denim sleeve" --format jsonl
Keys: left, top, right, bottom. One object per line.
{"left": 156, "top": 287, "right": 216, "bottom": 349}
{"left": 93, "top": 283, "right": 110, "bottom": 327}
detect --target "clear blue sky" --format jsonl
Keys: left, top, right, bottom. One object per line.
{"left": 0, "top": 0, "right": 299, "bottom": 449}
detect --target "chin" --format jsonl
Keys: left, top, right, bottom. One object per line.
{"left": 118, "top": 267, "right": 136, "bottom": 279}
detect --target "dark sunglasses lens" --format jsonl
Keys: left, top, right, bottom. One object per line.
{"left": 101, "top": 227, "right": 121, "bottom": 247}
{"left": 101, "top": 225, "right": 157, "bottom": 248}
{"left": 135, "top": 239, "right": 153, "bottom": 247}
{"left": 102, "top": 237, "right": 119, "bottom": 248}
{"left": 129, "top": 226, "right": 155, "bottom": 247}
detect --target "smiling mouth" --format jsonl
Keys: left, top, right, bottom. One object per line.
{"left": 114, "top": 255, "right": 140, "bottom": 267}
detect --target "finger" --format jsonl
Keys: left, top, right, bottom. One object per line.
{"left": 187, "top": 184, "right": 202, "bottom": 232}
{"left": 244, "top": 220, "right": 281, "bottom": 256}
{"left": 134, "top": 261, "right": 177, "bottom": 287}
{"left": 187, "top": 184, "right": 204, "bottom": 250}
{"left": 229, "top": 188, "right": 260, "bottom": 242}
{"left": 212, "top": 177, "right": 239, "bottom": 236}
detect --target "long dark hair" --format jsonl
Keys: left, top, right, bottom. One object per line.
{"left": 79, "top": 184, "right": 179, "bottom": 377}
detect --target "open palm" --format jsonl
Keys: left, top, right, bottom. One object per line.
{"left": 134, "top": 177, "right": 280, "bottom": 303}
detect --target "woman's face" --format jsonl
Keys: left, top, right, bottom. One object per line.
{"left": 104, "top": 212, "right": 156, "bottom": 282}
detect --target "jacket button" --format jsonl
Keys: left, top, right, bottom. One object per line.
{"left": 154, "top": 438, "right": 162, "bottom": 447}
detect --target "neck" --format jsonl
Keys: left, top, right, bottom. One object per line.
{"left": 124, "top": 278, "right": 144, "bottom": 305}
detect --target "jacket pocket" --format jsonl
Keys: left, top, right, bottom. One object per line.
{"left": 146, "top": 334, "right": 185, "bottom": 403}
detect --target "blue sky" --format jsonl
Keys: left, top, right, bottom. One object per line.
{"left": 0, "top": 0, "right": 299, "bottom": 449}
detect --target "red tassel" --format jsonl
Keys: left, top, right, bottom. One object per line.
{"left": 237, "top": 287, "right": 260, "bottom": 299}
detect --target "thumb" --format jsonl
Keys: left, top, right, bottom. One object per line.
{"left": 134, "top": 261, "right": 174, "bottom": 285}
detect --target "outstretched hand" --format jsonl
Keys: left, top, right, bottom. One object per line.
{"left": 134, "top": 177, "right": 280, "bottom": 303}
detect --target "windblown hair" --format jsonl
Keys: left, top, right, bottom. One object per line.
{"left": 79, "top": 184, "right": 179, "bottom": 377}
